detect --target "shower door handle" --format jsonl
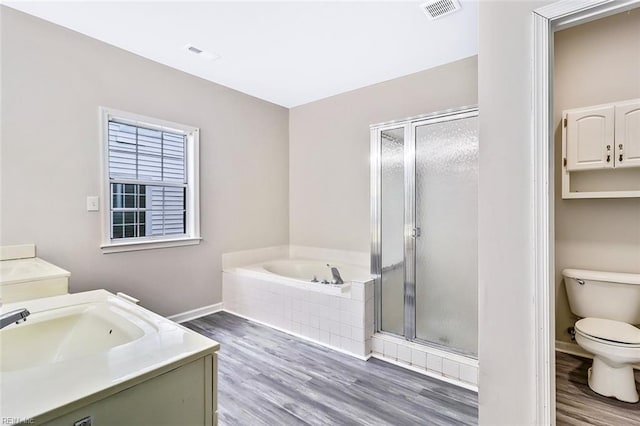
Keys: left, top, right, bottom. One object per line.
{"left": 412, "top": 227, "right": 421, "bottom": 238}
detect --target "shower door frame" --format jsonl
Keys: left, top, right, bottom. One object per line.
{"left": 370, "top": 105, "right": 479, "bottom": 354}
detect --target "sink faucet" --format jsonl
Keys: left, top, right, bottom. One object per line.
{"left": 327, "top": 264, "right": 344, "bottom": 284}
{"left": 0, "top": 308, "right": 30, "bottom": 330}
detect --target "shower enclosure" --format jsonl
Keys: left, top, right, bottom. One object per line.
{"left": 370, "top": 107, "right": 478, "bottom": 356}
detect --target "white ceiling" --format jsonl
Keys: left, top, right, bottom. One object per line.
{"left": 5, "top": 1, "right": 478, "bottom": 108}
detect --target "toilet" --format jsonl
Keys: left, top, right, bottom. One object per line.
{"left": 563, "top": 268, "right": 640, "bottom": 403}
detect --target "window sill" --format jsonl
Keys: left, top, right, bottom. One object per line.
{"left": 100, "top": 237, "right": 202, "bottom": 254}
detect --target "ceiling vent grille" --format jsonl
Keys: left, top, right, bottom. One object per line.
{"left": 420, "top": 0, "right": 462, "bottom": 20}
{"left": 184, "top": 44, "right": 220, "bottom": 61}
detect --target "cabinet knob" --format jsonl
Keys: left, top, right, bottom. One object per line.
{"left": 619, "top": 144, "right": 624, "bottom": 162}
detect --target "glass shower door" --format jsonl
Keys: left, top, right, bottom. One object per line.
{"left": 379, "top": 127, "right": 405, "bottom": 335}
{"left": 413, "top": 114, "right": 478, "bottom": 354}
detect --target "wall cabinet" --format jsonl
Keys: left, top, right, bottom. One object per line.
{"left": 562, "top": 98, "right": 640, "bottom": 199}
{"left": 565, "top": 104, "right": 614, "bottom": 171}
{"left": 614, "top": 99, "right": 640, "bottom": 169}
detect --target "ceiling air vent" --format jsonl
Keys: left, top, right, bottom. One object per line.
{"left": 420, "top": 0, "right": 462, "bottom": 20}
{"left": 184, "top": 44, "right": 220, "bottom": 61}
{"left": 187, "top": 45, "right": 203, "bottom": 54}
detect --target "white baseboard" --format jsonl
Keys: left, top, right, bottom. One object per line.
{"left": 556, "top": 340, "right": 640, "bottom": 370}
{"left": 555, "top": 340, "right": 591, "bottom": 358}
{"left": 370, "top": 353, "right": 478, "bottom": 392}
{"left": 167, "top": 302, "right": 224, "bottom": 323}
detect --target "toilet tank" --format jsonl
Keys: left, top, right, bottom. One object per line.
{"left": 563, "top": 269, "right": 640, "bottom": 325}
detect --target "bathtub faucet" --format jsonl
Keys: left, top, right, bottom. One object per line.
{"left": 327, "top": 264, "right": 344, "bottom": 285}
{"left": 0, "top": 308, "right": 30, "bottom": 330}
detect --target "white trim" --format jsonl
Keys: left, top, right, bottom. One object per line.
{"left": 101, "top": 236, "right": 202, "bottom": 254}
{"left": 98, "top": 107, "right": 201, "bottom": 253}
{"left": 369, "top": 353, "right": 478, "bottom": 392}
{"left": 187, "top": 127, "right": 201, "bottom": 241}
{"left": 562, "top": 190, "right": 640, "bottom": 199}
{"left": 536, "top": 0, "right": 640, "bottom": 31}
{"left": 167, "top": 302, "right": 224, "bottom": 323}
{"left": 532, "top": 8, "right": 554, "bottom": 426}
{"left": 101, "top": 107, "right": 197, "bottom": 134}
{"left": 532, "top": 1, "right": 640, "bottom": 424}
{"left": 99, "top": 107, "right": 110, "bottom": 249}
{"left": 222, "top": 309, "right": 372, "bottom": 361}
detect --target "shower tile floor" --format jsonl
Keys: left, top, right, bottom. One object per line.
{"left": 556, "top": 351, "right": 640, "bottom": 425}
{"left": 185, "top": 312, "right": 478, "bottom": 426}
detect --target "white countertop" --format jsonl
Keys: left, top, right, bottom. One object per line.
{"left": 0, "top": 290, "right": 219, "bottom": 423}
{"left": 0, "top": 257, "right": 70, "bottom": 286}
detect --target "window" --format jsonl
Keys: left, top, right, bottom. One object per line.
{"left": 100, "top": 108, "right": 200, "bottom": 253}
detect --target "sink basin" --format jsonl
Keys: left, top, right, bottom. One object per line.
{"left": 0, "top": 290, "right": 219, "bottom": 423}
{"left": 0, "top": 302, "right": 148, "bottom": 372}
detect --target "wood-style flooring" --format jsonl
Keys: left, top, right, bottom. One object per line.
{"left": 185, "top": 312, "right": 478, "bottom": 426}
{"left": 556, "top": 351, "right": 640, "bottom": 426}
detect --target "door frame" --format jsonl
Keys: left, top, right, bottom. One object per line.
{"left": 532, "top": 1, "right": 640, "bottom": 424}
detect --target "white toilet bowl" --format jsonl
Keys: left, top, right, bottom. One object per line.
{"left": 574, "top": 317, "right": 640, "bottom": 403}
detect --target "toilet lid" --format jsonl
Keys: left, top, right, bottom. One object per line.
{"left": 575, "top": 318, "right": 640, "bottom": 344}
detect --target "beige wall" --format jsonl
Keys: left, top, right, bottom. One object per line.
{"left": 553, "top": 10, "right": 640, "bottom": 343}
{"left": 478, "top": 1, "right": 551, "bottom": 424}
{"left": 289, "top": 56, "right": 478, "bottom": 253}
{"left": 0, "top": 7, "right": 290, "bottom": 316}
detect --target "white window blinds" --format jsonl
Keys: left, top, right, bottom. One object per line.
{"left": 107, "top": 120, "right": 187, "bottom": 239}
{"left": 108, "top": 121, "right": 186, "bottom": 183}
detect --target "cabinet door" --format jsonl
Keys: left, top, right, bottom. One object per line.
{"left": 565, "top": 105, "right": 614, "bottom": 171}
{"left": 614, "top": 99, "right": 640, "bottom": 169}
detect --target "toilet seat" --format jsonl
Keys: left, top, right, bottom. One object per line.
{"left": 575, "top": 318, "right": 640, "bottom": 347}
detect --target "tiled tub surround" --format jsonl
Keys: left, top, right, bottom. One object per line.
{"left": 223, "top": 247, "right": 374, "bottom": 358}
{"left": 222, "top": 246, "right": 374, "bottom": 358}
{"left": 372, "top": 333, "right": 479, "bottom": 391}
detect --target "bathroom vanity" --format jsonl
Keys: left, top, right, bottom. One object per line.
{"left": 0, "top": 290, "right": 220, "bottom": 425}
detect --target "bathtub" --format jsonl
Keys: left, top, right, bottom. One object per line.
{"left": 222, "top": 254, "right": 375, "bottom": 358}
{"left": 232, "top": 258, "right": 371, "bottom": 295}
